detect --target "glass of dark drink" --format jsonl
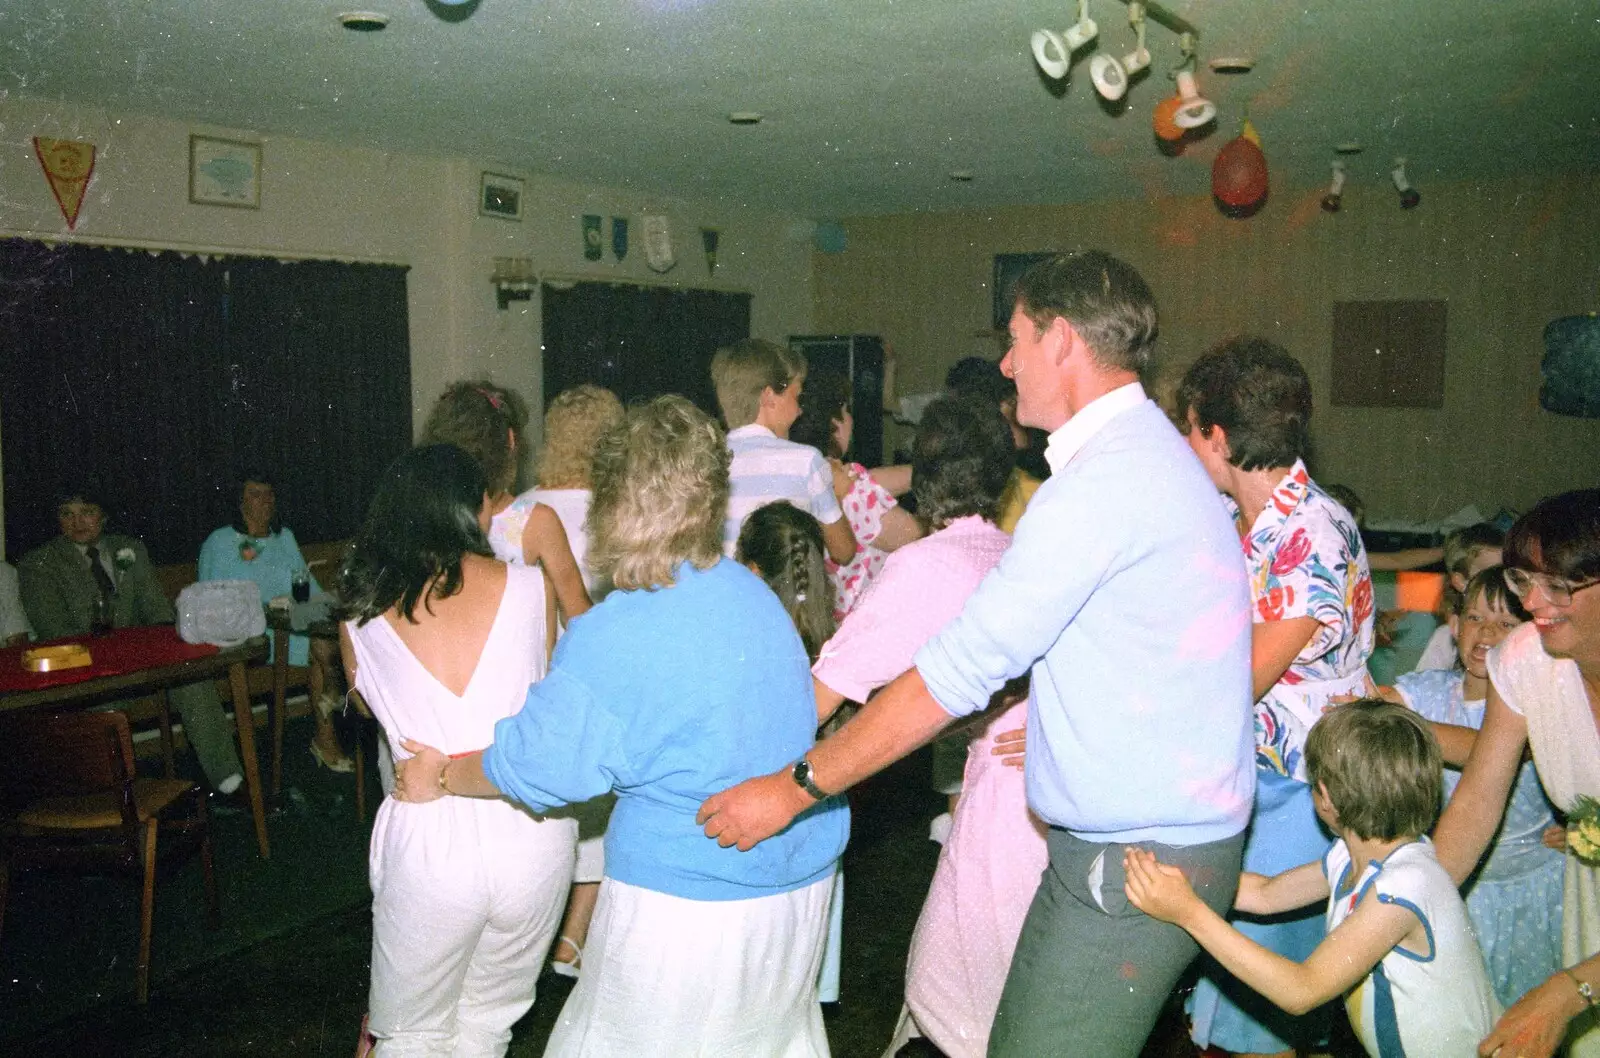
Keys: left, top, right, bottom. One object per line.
{"left": 291, "top": 570, "right": 311, "bottom": 604}
{"left": 90, "top": 593, "right": 113, "bottom": 637}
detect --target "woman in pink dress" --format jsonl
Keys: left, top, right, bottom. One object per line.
{"left": 809, "top": 397, "right": 1047, "bottom": 1058}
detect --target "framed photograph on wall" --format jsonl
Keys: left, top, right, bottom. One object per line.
{"left": 189, "top": 135, "right": 261, "bottom": 208}
{"left": 480, "top": 172, "right": 524, "bottom": 220}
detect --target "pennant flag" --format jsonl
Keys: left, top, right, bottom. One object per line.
{"left": 702, "top": 228, "right": 719, "bottom": 274}
{"left": 33, "top": 137, "right": 96, "bottom": 230}
{"left": 583, "top": 214, "right": 603, "bottom": 261}
{"left": 612, "top": 217, "right": 629, "bottom": 261}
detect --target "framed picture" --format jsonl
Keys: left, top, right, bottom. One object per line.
{"left": 480, "top": 172, "right": 524, "bottom": 220}
{"left": 189, "top": 135, "right": 261, "bottom": 208}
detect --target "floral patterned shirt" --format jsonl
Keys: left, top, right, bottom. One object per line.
{"left": 1237, "top": 460, "right": 1375, "bottom": 780}
{"left": 826, "top": 463, "right": 897, "bottom": 620}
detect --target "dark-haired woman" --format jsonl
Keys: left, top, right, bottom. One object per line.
{"left": 338, "top": 444, "right": 570, "bottom": 1057}
{"left": 790, "top": 369, "right": 921, "bottom": 620}
{"left": 810, "top": 397, "right": 1045, "bottom": 1058}
{"left": 1176, "top": 338, "right": 1375, "bottom": 1058}
{"left": 1434, "top": 489, "right": 1600, "bottom": 1058}
{"left": 199, "top": 470, "right": 351, "bottom": 771}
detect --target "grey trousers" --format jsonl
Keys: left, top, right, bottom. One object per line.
{"left": 169, "top": 681, "right": 244, "bottom": 788}
{"left": 988, "top": 827, "right": 1246, "bottom": 1058}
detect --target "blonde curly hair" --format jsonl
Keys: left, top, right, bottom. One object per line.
{"left": 536, "top": 385, "right": 625, "bottom": 489}
{"left": 586, "top": 395, "right": 728, "bottom": 591}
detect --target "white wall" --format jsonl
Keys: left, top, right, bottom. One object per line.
{"left": 0, "top": 95, "right": 815, "bottom": 553}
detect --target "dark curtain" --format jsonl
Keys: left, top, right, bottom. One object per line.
{"left": 224, "top": 258, "right": 412, "bottom": 548}
{"left": 541, "top": 282, "right": 751, "bottom": 417}
{"left": 0, "top": 240, "right": 411, "bottom": 563}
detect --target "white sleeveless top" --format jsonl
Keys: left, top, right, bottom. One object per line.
{"left": 1488, "top": 621, "right": 1600, "bottom": 813}
{"left": 488, "top": 487, "right": 609, "bottom": 602}
{"left": 345, "top": 563, "right": 548, "bottom": 760}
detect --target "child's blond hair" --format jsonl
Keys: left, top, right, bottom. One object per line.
{"left": 1305, "top": 698, "right": 1442, "bottom": 841}
{"left": 709, "top": 339, "right": 806, "bottom": 429}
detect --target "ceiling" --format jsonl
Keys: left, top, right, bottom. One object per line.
{"left": 4, "top": 0, "right": 1597, "bottom": 218}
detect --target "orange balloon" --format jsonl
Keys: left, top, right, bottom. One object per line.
{"left": 1152, "top": 95, "right": 1186, "bottom": 141}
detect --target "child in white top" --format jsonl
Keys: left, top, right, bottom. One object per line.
{"left": 1126, "top": 698, "right": 1499, "bottom": 1057}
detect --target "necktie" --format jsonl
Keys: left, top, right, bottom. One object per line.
{"left": 85, "top": 544, "right": 117, "bottom": 600}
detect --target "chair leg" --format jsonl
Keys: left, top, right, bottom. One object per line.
{"left": 158, "top": 691, "right": 176, "bottom": 779}
{"left": 198, "top": 797, "right": 221, "bottom": 929}
{"left": 138, "top": 818, "right": 159, "bottom": 1004}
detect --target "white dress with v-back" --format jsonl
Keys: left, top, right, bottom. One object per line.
{"left": 346, "top": 564, "right": 577, "bottom": 1058}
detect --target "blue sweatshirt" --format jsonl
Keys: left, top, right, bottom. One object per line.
{"left": 484, "top": 558, "right": 847, "bottom": 900}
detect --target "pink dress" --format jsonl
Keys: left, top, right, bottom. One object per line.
{"left": 812, "top": 516, "right": 1047, "bottom": 1058}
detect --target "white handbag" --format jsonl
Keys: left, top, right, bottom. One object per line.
{"left": 176, "top": 579, "right": 266, "bottom": 646}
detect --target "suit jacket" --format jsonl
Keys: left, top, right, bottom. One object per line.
{"left": 18, "top": 533, "right": 175, "bottom": 641}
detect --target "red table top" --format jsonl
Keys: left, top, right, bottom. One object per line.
{"left": 0, "top": 625, "right": 220, "bottom": 694}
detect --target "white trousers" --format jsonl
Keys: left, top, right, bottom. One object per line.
{"left": 369, "top": 796, "right": 578, "bottom": 1058}
{"left": 545, "top": 875, "right": 834, "bottom": 1058}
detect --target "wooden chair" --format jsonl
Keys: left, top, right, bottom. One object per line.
{"left": 0, "top": 709, "right": 219, "bottom": 1003}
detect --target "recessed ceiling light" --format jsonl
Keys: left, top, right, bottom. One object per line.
{"left": 338, "top": 11, "right": 389, "bottom": 31}
{"left": 1335, "top": 142, "right": 1364, "bottom": 154}
{"left": 728, "top": 112, "right": 763, "bottom": 125}
{"left": 949, "top": 170, "right": 974, "bottom": 182}
{"left": 1208, "top": 57, "right": 1253, "bottom": 74}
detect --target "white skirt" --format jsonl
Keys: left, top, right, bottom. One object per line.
{"left": 544, "top": 875, "right": 835, "bottom": 1058}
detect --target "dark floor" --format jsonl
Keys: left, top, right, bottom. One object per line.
{"left": 0, "top": 715, "right": 1359, "bottom": 1057}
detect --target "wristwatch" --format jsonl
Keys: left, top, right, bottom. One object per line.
{"left": 791, "top": 757, "right": 828, "bottom": 801}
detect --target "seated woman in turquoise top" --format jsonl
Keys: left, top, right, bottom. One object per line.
{"left": 198, "top": 470, "right": 352, "bottom": 772}
{"left": 392, "top": 396, "right": 848, "bottom": 1057}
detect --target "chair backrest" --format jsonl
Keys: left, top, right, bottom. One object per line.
{"left": 1, "top": 709, "right": 136, "bottom": 804}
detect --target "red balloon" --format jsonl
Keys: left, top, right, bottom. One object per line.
{"left": 1212, "top": 134, "right": 1268, "bottom": 208}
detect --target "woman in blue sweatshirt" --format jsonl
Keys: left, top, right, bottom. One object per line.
{"left": 393, "top": 395, "right": 848, "bottom": 1058}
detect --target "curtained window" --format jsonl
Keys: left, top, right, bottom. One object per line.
{"left": 0, "top": 240, "right": 411, "bottom": 563}
{"left": 541, "top": 281, "right": 751, "bottom": 417}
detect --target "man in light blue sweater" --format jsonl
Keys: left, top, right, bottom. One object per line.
{"left": 701, "top": 250, "right": 1256, "bottom": 1056}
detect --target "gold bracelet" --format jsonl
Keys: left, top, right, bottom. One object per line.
{"left": 437, "top": 761, "right": 452, "bottom": 797}
{"left": 1565, "top": 968, "right": 1597, "bottom": 1007}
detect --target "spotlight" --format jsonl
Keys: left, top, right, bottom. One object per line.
{"left": 1031, "top": 0, "right": 1098, "bottom": 80}
{"left": 1090, "top": 2, "right": 1149, "bottom": 101}
{"left": 1391, "top": 158, "right": 1421, "bottom": 210}
{"left": 1172, "top": 70, "right": 1215, "bottom": 128}
{"left": 1321, "top": 161, "right": 1346, "bottom": 213}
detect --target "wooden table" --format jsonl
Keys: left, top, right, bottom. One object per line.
{"left": 0, "top": 629, "right": 273, "bottom": 857}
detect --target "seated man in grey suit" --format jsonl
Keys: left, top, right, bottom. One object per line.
{"left": 18, "top": 486, "right": 245, "bottom": 797}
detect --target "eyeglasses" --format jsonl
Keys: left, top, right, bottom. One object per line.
{"left": 1503, "top": 567, "right": 1600, "bottom": 608}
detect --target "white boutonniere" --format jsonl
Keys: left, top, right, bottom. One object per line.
{"left": 114, "top": 547, "right": 137, "bottom": 571}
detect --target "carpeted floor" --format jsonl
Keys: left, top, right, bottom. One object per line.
{"left": 0, "top": 715, "right": 1360, "bottom": 1057}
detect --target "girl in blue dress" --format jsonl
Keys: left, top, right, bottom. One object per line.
{"left": 1394, "top": 564, "right": 1565, "bottom": 1007}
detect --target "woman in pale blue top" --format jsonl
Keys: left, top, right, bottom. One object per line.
{"left": 198, "top": 469, "right": 351, "bottom": 772}
{"left": 392, "top": 396, "right": 847, "bottom": 1057}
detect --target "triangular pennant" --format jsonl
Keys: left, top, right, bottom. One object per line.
{"left": 33, "top": 137, "right": 96, "bottom": 230}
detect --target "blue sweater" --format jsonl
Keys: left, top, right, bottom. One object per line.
{"left": 484, "top": 558, "right": 848, "bottom": 901}
{"left": 916, "top": 394, "right": 1256, "bottom": 845}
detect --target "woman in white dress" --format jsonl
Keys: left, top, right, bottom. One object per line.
{"left": 1434, "top": 488, "right": 1600, "bottom": 1058}
{"left": 490, "top": 384, "right": 624, "bottom": 977}
{"left": 338, "top": 444, "right": 573, "bottom": 1057}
